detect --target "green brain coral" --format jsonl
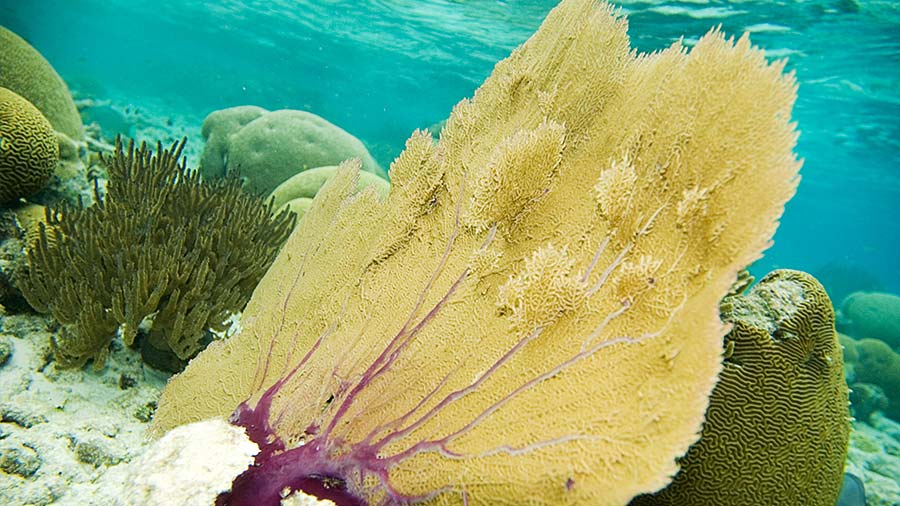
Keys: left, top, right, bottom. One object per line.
{"left": 199, "top": 105, "right": 268, "bottom": 180}
{"left": 0, "top": 26, "right": 82, "bottom": 139}
{"left": 632, "top": 270, "right": 850, "bottom": 505}
{"left": 0, "top": 87, "right": 59, "bottom": 203}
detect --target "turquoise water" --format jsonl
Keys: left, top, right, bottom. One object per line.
{"left": 3, "top": 0, "right": 898, "bottom": 295}
{"left": 2, "top": 1, "right": 900, "bottom": 504}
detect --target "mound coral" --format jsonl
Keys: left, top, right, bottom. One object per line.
{"left": 0, "top": 87, "right": 59, "bottom": 203}
{"left": 0, "top": 26, "right": 82, "bottom": 139}
{"left": 18, "top": 138, "right": 295, "bottom": 370}
{"left": 268, "top": 161, "right": 390, "bottom": 219}
{"left": 199, "top": 105, "right": 268, "bottom": 180}
{"left": 631, "top": 270, "right": 849, "bottom": 505}
{"left": 199, "top": 106, "right": 386, "bottom": 195}
{"left": 844, "top": 336, "right": 900, "bottom": 421}
{"left": 154, "top": 0, "right": 802, "bottom": 504}
{"left": 840, "top": 291, "right": 900, "bottom": 349}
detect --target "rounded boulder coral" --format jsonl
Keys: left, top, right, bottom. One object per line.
{"left": 198, "top": 105, "right": 268, "bottom": 180}
{"left": 0, "top": 87, "right": 59, "bottom": 203}
{"left": 268, "top": 163, "right": 389, "bottom": 219}
{"left": 849, "top": 336, "right": 900, "bottom": 420}
{"left": 840, "top": 291, "right": 900, "bottom": 349}
{"left": 198, "top": 106, "right": 385, "bottom": 196}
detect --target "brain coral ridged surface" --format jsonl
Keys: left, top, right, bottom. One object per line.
{"left": 632, "top": 269, "right": 850, "bottom": 505}
{"left": 0, "top": 87, "right": 59, "bottom": 203}
{"left": 0, "top": 26, "right": 82, "bottom": 139}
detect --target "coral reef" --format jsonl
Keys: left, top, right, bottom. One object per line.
{"left": 0, "top": 87, "right": 60, "bottom": 203}
{"left": 154, "top": 0, "right": 801, "bottom": 503}
{"left": 839, "top": 291, "right": 900, "bottom": 349}
{"left": 199, "top": 106, "right": 385, "bottom": 195}
{"left": 17, "top": 138, "right": 295, "bottom": 370}
{"left": 0, "top": 26, "right": 82, "bottom": 139}
{"left": 631, "top": 270, "right": 850, "bottom": 505}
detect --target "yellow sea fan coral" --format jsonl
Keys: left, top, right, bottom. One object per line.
{"left": 595, "top": 156, "right": 638, "bottom": 226}
{"left": 612, "top": 254, "right": 662, "bottom": 304}
{"left": 498, "top": 244, "right": 587, "bottom": 332}
{"left": 154, "top": 1, "right": 801, "bottom": 504}
{"left": 465, "top": 120, "right": 566, "bottom": 232}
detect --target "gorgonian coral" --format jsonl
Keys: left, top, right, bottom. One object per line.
{"left": 19, "top": 137, "right": 295, "bottom": 369}
{"left": 155, "top": 0, "right": 802, "bottom": 504}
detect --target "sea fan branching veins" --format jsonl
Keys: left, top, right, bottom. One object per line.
{"left": 155, "top": 1, "right": 801, "bottom": 504}
{"left": 221, "top": 175, "right": 680, "bottom": 505}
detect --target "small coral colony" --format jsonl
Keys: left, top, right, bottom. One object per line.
{"left": 1, "top": 0, "right": 897, "bottom": 504}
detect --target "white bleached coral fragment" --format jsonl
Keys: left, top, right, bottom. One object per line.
{"left": 59, "top": 418, "right": 258, "bottom": 506}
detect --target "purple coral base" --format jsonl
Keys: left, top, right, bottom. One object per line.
{"left": 211, "top": 195, "right": 629, "bottom": 505}
{"left": 215, "top": 377, "right": 369, "bottom": 506}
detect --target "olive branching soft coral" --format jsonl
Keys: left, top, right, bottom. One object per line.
{"left": 17, "top": 137, "right": 295, "bottom": 370}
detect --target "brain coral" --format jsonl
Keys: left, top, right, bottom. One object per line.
{"left": 631, "top": 270, "right": 850, "bottom": 505}
{"left": 199, "top": 107, "right": 385, "bottom": 195}
{"left": 0, "top": 26, "right": 82, "bottom": 139}
{"left": 0, "top": 87, "right": 59, "bottom": 203}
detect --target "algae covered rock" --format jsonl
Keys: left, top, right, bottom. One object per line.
{"left": 631, "top": 270, "right": 850, "bottom": 505}
{"left": 199, "top": 106, "right": 385, "bottom": 195}
{"left": 61, "top": 419, "right": 258, "bottom": 506}
{"left": 0, "top": 87, "right": 60, "bottom": 203}
{"left": 0, "top": 335, "right": 11, "bottom": 367}
{"left": 0, "top": 26, "right": 82, "bottom": 139}
{"left": 0, "top": 444, "right": 42, "bottom": 478}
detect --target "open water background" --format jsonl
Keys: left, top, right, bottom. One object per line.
{"left": 2, "top": 0, "right": 898, "bottom": 299}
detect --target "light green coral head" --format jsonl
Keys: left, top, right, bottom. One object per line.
{"left": 0, "top": 26, "right": 82, "bottom": 140}
{"left": 198, "top": 106, "right": 386, "bottom": 195}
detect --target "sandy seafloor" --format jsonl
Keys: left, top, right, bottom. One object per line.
{"left": 1, "top": 97, "right": 899, "bottom": 506}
